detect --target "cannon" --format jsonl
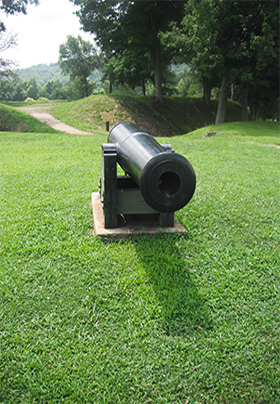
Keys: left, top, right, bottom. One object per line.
{"left": 99, "top": 121, "right": 196, "bottom": 229}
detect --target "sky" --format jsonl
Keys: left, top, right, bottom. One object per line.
{"left": 1, "top": 0, "right": 93, "bottom": 69}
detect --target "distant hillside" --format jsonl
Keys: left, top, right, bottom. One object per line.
{"left": 15, "top": 64, "right": 67, "bottom": 86}
{"left": 15, "top": 63, "right": 103, "bottom": 87}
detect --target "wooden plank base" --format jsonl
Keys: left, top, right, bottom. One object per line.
{"left": 91, "top": 193, "right": 187, "bottom": 237}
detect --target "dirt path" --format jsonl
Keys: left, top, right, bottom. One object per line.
{"left": 16, "top": 106, "right": 96, "bottom": 135}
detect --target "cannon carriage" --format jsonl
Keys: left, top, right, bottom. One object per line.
{"left": 99, "top": 122, "right": 196, "bottom": 229}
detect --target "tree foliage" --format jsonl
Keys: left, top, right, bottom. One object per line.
{"left": 0, "top": 76, "right": 38, "bottom": 100}
{"left": 164, "top": 0, "right": 279, "bottom": 122}
{"left": 59, "top": 35, "right": 100, "bottom": 98}
{"left": 0, "top": 75, "right": 81, "bottom": 101}
{"left": 71, "top": 0, "right": 186, "bottom": 100}
{"left": 0, "top": 0, "right": 38, "bottom": 15}
{"left": 103, "top": 50, "right": 153, "bottom": 95}
{"left": 0, "top": 0, "right": 38, "bottom": 78}
{"left": 0, "top": 30, "right": 17, "bottom": 78}
{"left": 1, "top": 0, "right": 278, "bottom": 121}
{"left": 0, "top": 0, "right": 39, "bottom": 31}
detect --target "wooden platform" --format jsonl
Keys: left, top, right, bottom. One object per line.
{"left": 91, "top": 193, "right": 187, "bottom": 237}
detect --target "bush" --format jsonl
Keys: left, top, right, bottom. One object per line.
{"left": 24, "top": 97, "right": 35, "bottom": 102}
{"left": 38, "top": 97, "right": 49, "bottom": 102}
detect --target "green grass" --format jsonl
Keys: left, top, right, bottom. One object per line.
{"left": 1, "top": 100, "right": 67, "bottom": 108}
{"left": 0, "top": 104, "right": 58, "bottom": 133}
{"left": 51, "top": 95, "right": 242, "bottom": 136}
{"left": 0, "top": 121, "right": 279, "bottom": 403}
{"left": 189, "top": 121, "right": 280, "bottom": 146}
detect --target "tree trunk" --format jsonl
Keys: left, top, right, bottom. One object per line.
{"left": 142, "top": 79, "right": 146, "bottom": 96}
{"left": 151, "top": 38, "right": 162, "bottom": 101}
{"left": 248, "top": 94, "right": 256, "bottom": 120}
{"left": 84, "top": 76, "right": 89, "bottom": 97}
{"left": 202, "top": 79, "right": 211, "bottom": 106}
{"left": 241, "top": 84, "right": 249, "bottom": 121}
{"left": 230, "top": 84, "right": 235, "bottom": 100}
{"left": 215, "top": 75, "right": 229, "bottom": 124}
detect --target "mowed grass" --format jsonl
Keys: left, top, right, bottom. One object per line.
{"left": 0, "top": 121, "right": 279, "bottom": 403}
{"left": 0, "top": 104, "right": 58, "bottom": 133}
{"left": 51, "top": 94, "right": 242, "bottom": 137}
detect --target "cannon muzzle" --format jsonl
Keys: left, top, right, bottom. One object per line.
{"left": 108, "top": 121, "right": 196, "bottom": 212}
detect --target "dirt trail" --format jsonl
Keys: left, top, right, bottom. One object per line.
{"left": 16, "top": 106, "right": 96, "bottom": 135}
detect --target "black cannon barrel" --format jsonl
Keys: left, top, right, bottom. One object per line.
{"left": 108, "top": 121, "right": 196, "bottom": 212}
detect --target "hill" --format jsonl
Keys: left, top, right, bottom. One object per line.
{"left": 0, "top": 95, "right": 243, "bottom": 136}
{"left": 0, "top": 104, "right": 58, "bottom": 133}
{"left": 15, "top": 63, "right": 103, "bottom": 87}
{"left": 14, "top": 63, "right": 67, "bottom": 86}
{"left": 52, "top": 94, "right": 243, "bottom": 136}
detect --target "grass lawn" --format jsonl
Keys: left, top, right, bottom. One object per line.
{"left": 0, "top": 121, "right": 279, "bottom": 403}
{"left": 0, "top": 104, "right": 58, "bottom": 134}
{"left": 51, "top": 94, "right": 242, "bottom": 137}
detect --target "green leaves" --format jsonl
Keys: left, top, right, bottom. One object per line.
{"left": 59, "top": 35, "right": 100, "bottom": 98}
{"left": 0, "top": 0, "right": 39, "bottom": 32}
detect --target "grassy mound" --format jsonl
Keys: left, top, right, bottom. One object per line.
{"left": 1, "top": 121, "right": 279, "bottom": 403}
{"left": 52, "top": 94, "right": 242, "bottom": 136}
{"left": 188, "top": 120, "right": 280, "bottom": 146}
{"left": 0, "top": 104, "right": 58, "bottom": 133}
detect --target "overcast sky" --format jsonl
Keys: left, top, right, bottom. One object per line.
{"left": 1, "top": 0, "right": 93, "bottom": 69}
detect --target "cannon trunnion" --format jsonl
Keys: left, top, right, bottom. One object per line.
{"left": 100, "top": 122, "right": 196, "bottom": 229}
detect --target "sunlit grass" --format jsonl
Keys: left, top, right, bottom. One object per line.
{"left": 51, "top": 94, "right": 242, "bottom": 137}
{"left": 0, "top": 104, "right": 58, "bottom": 133}
{"left": 0, "top": 122, "right": 279, "bottom": 403}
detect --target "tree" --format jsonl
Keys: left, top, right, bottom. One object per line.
{"left": 59, "top": 35, "right": 100, "bottom": 98}
{"left": 161, "top": 1, "right": 225, "bottom": 105}
{"left": 217, "top": 0, "right": 279, "bottom": 123}
{"left": 0, "top": 0, "right": 39, "bottom": 31}
{"left": 164, "top": 0, "right": 279, "bottom": 122}
{"left": 103, "top": 50, "right": 153, "bottom": 95}
{"left": 172, "top": 0, "right": 279, "bottom": 123}
{"left": 25, "top": 77, "right": 39, "bottom": 99}
{"left": 245, "top": 4, "right": 279, "bottom": 121}
{"left": 0, "top": 0, "right": 38, "bottom": 77}
{"left": 0, "top": 76, "right": 27, "bottom": 100}
{"left": 71, "top": 0, "right": 186, "bottom": 100}
{"left": 40, "top": 79, "right": 77, "bottom": 100}
{"left": 0, "top": 30, "right": 17, "bottom": 77}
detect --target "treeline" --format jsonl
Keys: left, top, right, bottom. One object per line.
{"left": 0, "top": 77, "right": 72, "bottom": 101}
{"left": 0, "top": 69, "right": 104, "bottom": 101}
{"left": 0, "top": 63, "right": 198, "bottom": 102}
{"left": 69, "top": 0, "right": 279, "bottom": 122}
{"left": 1, "top": 1, "right": 279, "bottom": 122}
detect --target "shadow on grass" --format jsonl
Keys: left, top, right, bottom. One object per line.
{"left": 132, "top": 233, "right": 212, "bottom": 337}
